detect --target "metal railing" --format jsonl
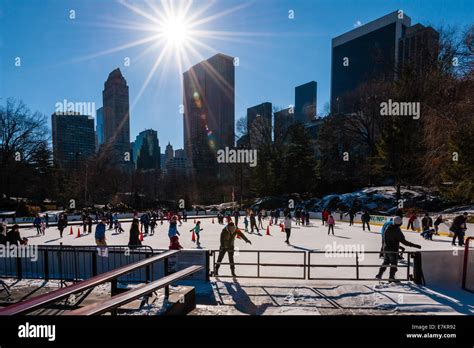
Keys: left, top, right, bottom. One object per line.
{"left": 308, "top": 250, "right": 412, "bottom": 281}
{"left": 210, "top": 249, "right": 306, "bottom": 279}
{"left": 0, "top": 245, "right": 155, "bottom": 284}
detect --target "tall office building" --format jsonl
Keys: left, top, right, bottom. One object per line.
{"left": 183, "top": 53, "right": 235, "bottom": 175}
{"left": 165, "top": 149, "right": 188, "bottom": 175}
{"left": 102, "top": 68, "right": 130, "bottom": 161}
{"left": 398, "top": 24, "right": 439, "bottom": 75}
{"left": 132, "top": 129, "right": 161, "bottom": 171}
{"left": 295, "top": 81, "right": 317, "bottom": 123}
{"left": 51, "top": 112, "right": 96, "bottom": 168}
{"left": 331, "top": 10, "right": 412, "bottom": 113}
{"left": 165, "top": 142, "right": 174, "bottom": 165}
{"left": 96, "top": 107, "right": 104, "bottom": 148}
{"left": 247, "top": 102, "right": 272, "bottom": 149}
{"left": 274, "top": 107, "right": 295, "bottom": 146}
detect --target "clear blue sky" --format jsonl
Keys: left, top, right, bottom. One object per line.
{"left": 1, "top": 0, "right": 473, "bottom": 150}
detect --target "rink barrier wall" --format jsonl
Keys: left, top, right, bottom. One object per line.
{"left": 0, "top": 246, "right": 209, "bottom": 283}
{"left": 462, "top": 237, "right": 474, "bottom": 293}
{"left": 309, "top": 212, "right": 474, "bottom": 239}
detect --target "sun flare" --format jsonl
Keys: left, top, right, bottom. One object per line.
{"left": 160, "top": 15, "right": 191, "bottom": 46}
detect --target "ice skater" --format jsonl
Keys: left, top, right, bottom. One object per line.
{"left": 168, "top": 216, "right": 183, "bottom": 250}
{"left": 190, "top": 221, "right": 203, "bottom": 246}
{"left": 283, "top": 209, "right": 294, "bottom": 244}
{"left": 327, "top": 214, "right": 335, "bottom": 235}
{"left": 376, "top": 216, "right": 421, "bottom": 282}
{"left": 215, "top": 222, "right": 251, "bottom": 277}
{"left": 361, "top": 211, "right": 371, "bottom": 231}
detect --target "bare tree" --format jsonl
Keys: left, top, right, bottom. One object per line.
{"left": 0, "top": 98, "right": 50, "bottom": 198}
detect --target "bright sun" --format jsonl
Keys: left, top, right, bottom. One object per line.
{"left": 160, "top": 15, "right": 190, "bottom": 46}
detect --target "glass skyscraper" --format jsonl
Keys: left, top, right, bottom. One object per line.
{"left": 51, "top": 112, "right": 96, "bottom": 168}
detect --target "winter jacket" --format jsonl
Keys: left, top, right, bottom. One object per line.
{"left": 421, "top": 217, "right": 433, "bottom": 231}
{"left": 128, "top": 224, "right": 141, "bottom": 246}
{"left": 168, "top": 222, "right": 179, "bottom": 238}
{"left": 220, "top": 226, "right": 249, "bottom": 250}
{"left": 383, "top": 224, "right": 419, "bottom": 252}
{"left": 327, "top": 216, "right": 335, "bottom": 225}
{"left": 450, "top": 215, "right": 467, "bottom": 234}
{"left": 95, "top": 222, "right": 106, "bottom": 240}
{"left": 361, "top": 213, "right": 371, "bottom": 223}
{"left": 6, "top": 230, "right": 22, "bottom": 245}
{"left": 33, "top": 217, "right": 42, "bottom": 227}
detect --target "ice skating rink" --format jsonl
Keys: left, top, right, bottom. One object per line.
{"left": 21, "top": 217, "right": 460, "bottom": 252}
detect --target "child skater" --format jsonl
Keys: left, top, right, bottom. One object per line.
{"left": 168, "top": 216, "right": 183, "bottom": 250}
{"left": 190, "top": 221, "right": 203, "bottom": 246}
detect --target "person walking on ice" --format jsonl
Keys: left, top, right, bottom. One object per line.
{"left": 250, "top": 212, "right": 258, "bottom": 234}
{"left": 243, "top": 215, "right": 249, "bottom": 232}
{"left": 215, "top": 222, "right": 252, "bottom": 277}
{"left": 375, "top": 216, "right": 421, "bottom": 282}
{"left": 283, "top": 209, "right": 295, "bottom": 244}
{"left": 190, "top": 221, "right": 203, "bottom": 247}
{"left": 361, "top": 211, "right": 371, "bottom": 231}
{"left": 327, "top": 214, "right": 335, "bottom": 235}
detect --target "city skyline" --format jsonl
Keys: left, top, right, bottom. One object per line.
{"left": 2, "top": 0, "right": 472, "bottom": 149}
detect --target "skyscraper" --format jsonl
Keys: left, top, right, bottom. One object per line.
{"left": 183, "top": 53, "right": 235, "bottom": 175}
{"left": 51, "top": 112, "right": 96, "bottom": 168}
{"left": 165, "top": 149, "right": 188, "bottom": 175}
{"left": 295, "top": 81, "right": 317, "bottom": 123}
{"left": 274, "top": 107, "right": 295, "bottom": 146}
{"left": 102, "top": 68, "right": 130, "bottom": 162}
{"left": 165, "top": 142, "right": 174, "bottom": 165}
{"left": 398, "top": 23, "right": 439, "bottom": 75}
{"left": 132, "top": 129, "right": 161, "bottom": 171}
{"left": 247, "top": 102, "right": 272, "bottom": 149}
{"left": 96, "top": 107, "right": 104, "bottom": 148}
{"left": 331, "top": 10, "right": 412, "bottom": 113}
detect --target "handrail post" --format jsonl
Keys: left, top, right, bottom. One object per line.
{"left": 111, "top": 278, "right": 118, "bottom": 297}
{"left": 145, "top": 250, "right": 151, "bottom": 283}
{"left": 308, "top": 252, "right": 311, "bottom": 280}
{"left": 163, "top": 257, "right": 169, "bottom": 299}
{"left": 407, "top": 252, "right": 411, "bottom": 281}
{"left": 205, "top": 250, "right": 210, "bottom": 282}
{"left": 355, "top": 252, "right": 359, "bottom": 280}
{"left": 462, "top": 237, "right": 472, "bottom": 290}
{"left": 303, "top": 251, "right": 306, "bottom": 280}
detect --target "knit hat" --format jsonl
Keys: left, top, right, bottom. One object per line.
{"left": 393, "top": 216, "right": 403, "bottom": 226}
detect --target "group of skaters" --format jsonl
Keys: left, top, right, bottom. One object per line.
{"left": 0, "top": 219, "right": 28, "bottom": 246}
{"left": 375, "top": 210, "right": 470, "bottom": 282}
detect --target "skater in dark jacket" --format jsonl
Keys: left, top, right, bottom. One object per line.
{"left": 361, "top": 211, "right": 371, "bottom": 231}
{"left": 450, "top": 213, "right": 468, "bottom": 246}
{"left": 376, "top": 216, "right": 421, "bottom": 281}
{"left": 215, "top": 222, "right": 251, "bottom": 277}
{"left": 7, "top": 225, "right": 26, "bottom": 245}
{"left": 57, "top": 214, "right": 68, "bottom": 238}
{"left": 434, "top": 215, "right": 443, "bottom": 235}
{"left": 128, "top": 219, "right": 142, "bottom": 248}
{"left": 249, "top": 212, "right": 258, "bottom": 233}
